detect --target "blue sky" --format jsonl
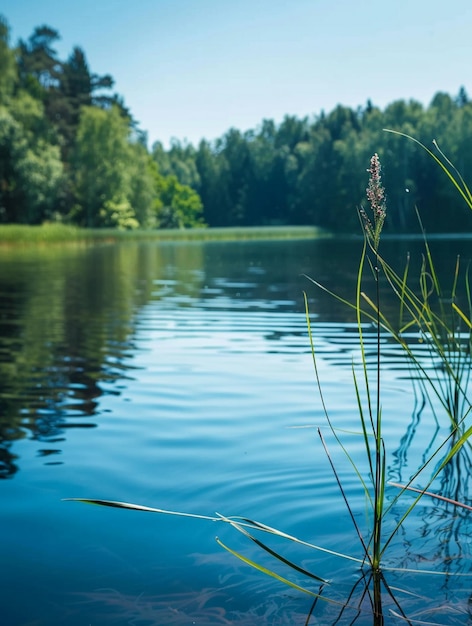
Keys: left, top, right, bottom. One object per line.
{"left": 4, "top": 0, "right": 472, "bottom": 148}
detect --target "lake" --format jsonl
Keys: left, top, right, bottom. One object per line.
{"left": 1, "top": 235, "right": 472, "bottom": 625}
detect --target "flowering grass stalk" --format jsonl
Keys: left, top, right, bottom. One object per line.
{"left": 360, "top": 153, "right": 387, "bottom": 251}
{"left": 306, "top": 144, "right": 472, "bottom": 578}
{"left": 364, "top": 153, "right": 386, "bottom": 572}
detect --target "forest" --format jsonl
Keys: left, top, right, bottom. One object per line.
{"left": 1, "top": 15, "right": 472, "bottom": 233}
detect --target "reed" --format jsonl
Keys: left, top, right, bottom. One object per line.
{"left": 305, "top": 142, "right": 472, "bottom": 572}
{"left": 66, "top": 133, "right": 472, "bottom": 623}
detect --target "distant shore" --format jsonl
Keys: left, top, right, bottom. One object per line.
{"left": 0, "top": 223, "right": 330, "bottom": 245}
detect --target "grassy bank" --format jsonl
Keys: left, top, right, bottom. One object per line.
{"left": 0, "top": 223, "right": 329, "bottom": 245}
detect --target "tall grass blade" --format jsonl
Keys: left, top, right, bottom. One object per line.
{"left": 215, "top": 512, "right": 328, "bottom": 583}
{"left": 318, "top": 429, "right": 370, "bottom": 562}
{"left": 62, "top": 498, "right": 217, "bottom": 521}
{"left": 432, "top": 139, "right": 472, "bottom": 206}
{"left": 383, "top": 130, "right": 472, "bottom": 210}
{"left": 64, "top": 498, "right": 365, "bottom": 564}
{"left": 304, "top": 293, "right": 374, "bottom": 503}
{"left": 215, "top": 536, "right": 322, "bottom": 598}
{"left": 452, "top": 303, "right": 472, "bottom": 329}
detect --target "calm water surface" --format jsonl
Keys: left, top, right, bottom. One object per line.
{"left": 1, "top": 237, "right": 472, "bottom": 625}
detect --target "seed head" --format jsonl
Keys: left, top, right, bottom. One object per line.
{"left": 362, "top": 153, "right": 386, "bottom": 250}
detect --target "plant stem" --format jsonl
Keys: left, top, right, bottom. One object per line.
{"left": 372, "top": 252, "right": 383, "bottom": 571}
{"left": 372, "top": 570, "right": 384, "bottom": 626}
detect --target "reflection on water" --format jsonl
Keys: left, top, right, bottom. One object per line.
{"left": 1, "top": 236, "right": 472, "bottom": 624}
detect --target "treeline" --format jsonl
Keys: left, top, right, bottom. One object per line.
{"left": 1, "top": 16, "right": 472, "bottom": 232}
{"left": 0, "top": 17, "right": 204, "bottom": 229}
{"left": 155, "top": 91, "right": 472, "bottom": 233}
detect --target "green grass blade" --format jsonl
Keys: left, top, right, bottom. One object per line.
{"left": 383, "top": 130, "right": 472, "bottom": 210}
{"left": 215, "top": 512, "right": 328, "bottom": 583}
{"left": 356, "top": 240, "right": 375, "bottom": 435}
{"left": 215, "top": 536, "right": 322, "bottom": 597}
{"left": 318, "top": 429, "right": 371, "bottom": 562}
{"left": 352, "top": 363, "right": 375, "bottom": 487}
{"left": 452, "top": 303, "right": 472, "bottom": 329}
{"left": 432, "top": 139, "right": 472, "bottom": 206}
{"left": 63, "top": 498, "right": 219, "bottom": 521}
{"left": 381, "top": 408, "right": 472, "bottom": 556}
{"left": 65, "top": 498, "right": 366, "bottom": 565}
{"left": 303, "top": 276, "right": 380, "bottom": 327}
{"left": 304, "top": 293, "right": 374, "bottom": 504}
{"left": 436, "top": 424, "right": 472, "bottom": 467}
{"left": 233, "top": 516, "right": 365, "bottom": 564}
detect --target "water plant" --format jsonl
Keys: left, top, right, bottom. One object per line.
{"left": 306, "top": 142, "right": 472, "bottom": 569}
{"left": 66, "top": 133, "right": 472, "bottom": 624}
{"left": 301, "top": 136, "right": 472, "bottom": 621}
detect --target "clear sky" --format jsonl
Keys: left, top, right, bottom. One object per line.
{"left": 4, "top": 0, "right": 472, "bottom": 148}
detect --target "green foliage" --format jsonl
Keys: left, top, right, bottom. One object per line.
{"left": 72, "top": 106, "right": 132, "bottom": 226}
{"left": 0, "top": 17, "right": 16, "bottom": 104}
{"left": 0, "top": 224, "right": 324, "bottom": 244}
{"left": 153, "top": 92, "right": 472, "bottom": 233}
{"left": 0, "top": 106, "right": 63, "bottom": 223}
{"left": 3, "top": 13, "right": 472, "bottom": 234}
{"left": 127, "top": 142, "right": 157, "bottom": 229}
{"left": 0, "top": 222, "right": 83, "bottom": 242}
{"left": 17, "top": 24, "right": 61, "bottom": 91}
{"left": 0, "top": 14, "right": 208, "bottom": 231}
{"left": 99, "top": 197, "right": 139, "bottom": 230}
{"left": 154, "top": 172, "right": 205, "bottom": 229}
{"left": 152, "top": 139, "right": 200, "bottom": 188}
{"left": 10, "top": 90, "right": 47, "bottom": 137}
{"left": 16, "top": 139, "right": 63, "bottom": 222}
